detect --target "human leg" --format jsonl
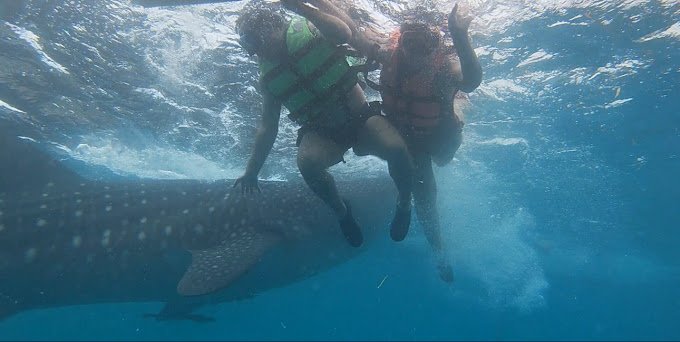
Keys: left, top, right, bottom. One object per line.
{"left": 355, "top": 115, "right": 414, "bottom": 241}
{"left": 297, "top": 131, "right": 362, "bottom": 246}
{"left": 412, "top": 154, "right": 453, "bottom": 282}
{"left": 432, "top": 118, "right": 463, "bottom": 167}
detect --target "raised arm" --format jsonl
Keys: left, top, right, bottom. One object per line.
{"left": 283, "top": 0, "right": 385, "bottom": 62}
{"left": 447, "top": 3, "right": 482, "bottom": 92}
{"left": 234, "top": 92, "right": 282, "bottom": 194}
{"left": 305, "top": 0, "right": 385, "bottom": 57}
{"left": 281, "top": 0, "right": 351, "bottom": 44}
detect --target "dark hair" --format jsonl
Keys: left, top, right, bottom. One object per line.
{"left": 235, "top": 1, "right": 286, "bottom": 39}
{"left": 399, "top": 6, "right": 457, "bottom": 55}
{"left": 399, "top": 21, "right": 431, "bottom": 34}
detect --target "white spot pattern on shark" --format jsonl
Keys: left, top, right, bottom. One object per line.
{"left": 25, "top": 248, "right": 37, "bottom": 263}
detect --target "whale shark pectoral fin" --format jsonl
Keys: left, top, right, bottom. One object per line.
{"left": 177, "top": 231, "right": 280, "bottom": 296}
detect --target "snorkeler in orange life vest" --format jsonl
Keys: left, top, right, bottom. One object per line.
{"left": 286, "top": 0, "right": 482, "bottom": 283}
{"left": 234, "top": 0, "right": 415, "bottom": 248}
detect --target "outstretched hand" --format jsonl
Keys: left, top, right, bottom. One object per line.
{"left": 233, "top": 173, "right": 261, "bottom": 195}
{"left": 448, "top": 3, "right": 473, "bottom": 36}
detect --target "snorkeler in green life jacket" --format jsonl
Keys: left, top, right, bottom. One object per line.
{"left": 233, "top": 0, "right": 415, "bottom": 247}
{"left": 284, "top": 0, "right": 483, "bottom": 283}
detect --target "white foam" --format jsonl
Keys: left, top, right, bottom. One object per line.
{"left": 637, "top": 22, "right": 680, "bottom": 42}
{"left": 547, "top": 21, "right": 587, "bottom": 28}
{"left": 588, "top": 59, "right": 645, "bottom": 81}
{"left": 0, "top": 100, "right": 25, "bottom": 113}
{"left": 66, "top": 135, "right": 240, "bottom": 180}
{"left": 17, "top": 136, "right": 37, "bottom": 142}
{"left": 135, "top": 3, "right": 242, "bottom": 94}
{"left": 478, "top": 79, "right": 528, "bottom": 101}
{"left": 568, "top": 67, "right": 590, "bottom": 85}
{"left": 80, "top": 42, "right": 104, "bottom": 61}
{"left": 478, "top": 137, "right": 529, "bottom": 147}
{"left": 435, "top": 160, "right": 548, "bottom": 311}
{"left": 5, "top": 23, "right": 69, "bottom": 74}
{"left": 517, "top": 50, "right": 554, "bottom": 68}
{"left": 604, "top": 98, "right": 633, "bottom": 109}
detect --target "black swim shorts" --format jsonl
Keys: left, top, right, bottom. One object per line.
{"left": 397, "top": 113, "right": 464, "bottom": 165}
{"left": 296, "top": 101, "right": 382, "bottom": 149}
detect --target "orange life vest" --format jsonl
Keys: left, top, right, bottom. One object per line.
{"left": 380, "top": 48, "right": 451, "bottom": 135}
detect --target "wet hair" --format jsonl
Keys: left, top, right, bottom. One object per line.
{"left": 235, "top": 1, "right": 287, "bottom": 42}
{"left": 397, "top": 6, "right": 457, "bottom": 56}
{"left": 399, "top": 21, "right": 432, "bottom": 34}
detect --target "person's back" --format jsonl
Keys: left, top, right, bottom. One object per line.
{"left": 252, "top": 15, "right": 368, "bottom": 129}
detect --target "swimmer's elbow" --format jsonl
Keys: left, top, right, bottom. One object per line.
{"left": 459, "top": 80, "right": 481, "bottom": 93}
{"left": 333, "top": 24, "right": 353, "bottom": 44}
{"left": 460, "top": 70, "right": 482, "bottom": 93}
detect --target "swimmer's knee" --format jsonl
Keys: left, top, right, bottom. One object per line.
{"left": 432, "top": 154, "right": 454, "bottom": 167}
{"left": 433, "top": 132, "right": 462, "bottom": 166}
{"left": 296, "top": 153, "right": 321, "bottom": 177}
{"left": 382, "top": 139, "right": 410, "bottom": 163}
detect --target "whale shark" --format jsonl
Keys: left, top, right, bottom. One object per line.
{"left": 0, "top": 123, "right": 396, "bottom": 321}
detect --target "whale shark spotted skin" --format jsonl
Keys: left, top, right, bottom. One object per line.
{"left": 0, "top": 126, "right": 396, "bottom": 321}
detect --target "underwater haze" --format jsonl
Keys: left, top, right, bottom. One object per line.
{"left": 1, "top": 0, "right": 679, "bottom": 340}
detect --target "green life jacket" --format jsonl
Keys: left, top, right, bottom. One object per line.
{"left": 258, "top": 17, "right": 359, "bottom": 125}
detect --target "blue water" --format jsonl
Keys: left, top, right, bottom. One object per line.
{"left": 1, "top": 0, "right": 679, "bottom": 340}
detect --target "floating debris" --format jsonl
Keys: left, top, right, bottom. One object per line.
{"left": 377, "top": 275, "right": 388, "bottom": 289}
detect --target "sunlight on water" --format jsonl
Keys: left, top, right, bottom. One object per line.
{"left": 68, "top": 134, "right": 241, "bottom": 179}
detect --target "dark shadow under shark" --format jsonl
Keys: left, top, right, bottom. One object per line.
{"left": 0, "top": 122, "right": 397, "bottom": 321}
